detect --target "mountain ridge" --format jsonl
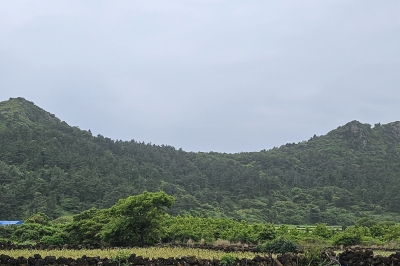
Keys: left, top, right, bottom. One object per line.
{"left": 1, "top": 97, "right": 400, "bottom": 225}
{"left": 0, "top": 97, "right": 61, "bottom": 126}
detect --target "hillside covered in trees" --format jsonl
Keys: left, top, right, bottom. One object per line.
{"left": 1, "top": 97, "right": 400, "bottom": 225}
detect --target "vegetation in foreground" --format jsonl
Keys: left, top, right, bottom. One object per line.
{"left": 2, "top": 192, "right": 400, "bottom": 254}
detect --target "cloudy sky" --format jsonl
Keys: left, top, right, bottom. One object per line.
{"left": 1, "top": 1, "right": 400, "bottom": 153}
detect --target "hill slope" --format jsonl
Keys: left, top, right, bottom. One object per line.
{"left": 1, "top": 97, "right": 400, "bottom": 225}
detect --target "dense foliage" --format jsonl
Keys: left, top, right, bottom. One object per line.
{"left": 2, "top": 199, "right": 400, "bottom": 251}
{"left": 1, "top": 97, "right": 400, "bottom": 225}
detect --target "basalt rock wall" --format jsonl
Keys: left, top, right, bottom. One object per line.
{"left": 1, "top": 248, "right": 400, "bottom": 266}
{"left": 0, "top": 253, "right": 275, "bottom": 266}
{"left": 338, "top": 248, "right": 400, "bottom": 266}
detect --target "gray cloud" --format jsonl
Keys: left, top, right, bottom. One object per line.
{"left": 1, "top": 1, "right": 400, "bottom": 152}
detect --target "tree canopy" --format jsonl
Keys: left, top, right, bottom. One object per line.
{"left": 101, "top": 191, "right": 175, "bottom": 246}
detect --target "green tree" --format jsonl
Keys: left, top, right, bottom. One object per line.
{"left": 259, "top": 238, "right": 299, "bottom": 254}
{"left": 332, "top": 226, "right": 365, "bottom": 246}
{"left": 355, "top": 217, "right": 377, "bottom": 228}
{"left": 257, "top": 223, "right": 277, "bottom": 242}
{"left": 66, "top": 208, "right": 110, "bottom": 245}
{"left": 101, "top": 191, "right": 175, "bottom": 246}
{"left": 312, "top": 223, "right": 335, "bottom": 239}
{"left": 25, "top": 212, "right": 51, "bottom": 225}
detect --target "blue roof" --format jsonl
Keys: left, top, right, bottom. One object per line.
{"left": 0, "top": 221, "right": 23, "bottom": 225}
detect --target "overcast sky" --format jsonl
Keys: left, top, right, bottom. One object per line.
{"left": 1, "top": 1, "right": 400, "bottom": 153}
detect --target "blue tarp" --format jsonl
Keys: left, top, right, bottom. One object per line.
{"left": 0, "top": 221, "right": 23, "bottom": 225}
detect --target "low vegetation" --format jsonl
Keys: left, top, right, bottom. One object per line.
{"left": 0, "top": 247, "right": 264, "bottom": 260}
{"left": 2, "top": 192, "right": 400, "bottom": 254}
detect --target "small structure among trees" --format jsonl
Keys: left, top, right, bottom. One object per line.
{"left": 0, "top": 221, "right": 22, "bottom": 226}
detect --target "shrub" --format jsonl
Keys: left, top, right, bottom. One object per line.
{"left": 259, "top": 238, "right": 299, "bottom": 254}
{"left": 312, "top": 223, "right": 335, "bottom": 239}
{"left": 12, "top": 223, "right": 57, "bottom": 243}
{"left": 355, "top": 218, "right": 377, "bottom": 228}
{"left": 220, "top": 253, "right": 236, "bottom": 266}
{"left": 303, "top": 246, "right": 324, "bottom": 266}
{"left": 26, "top": 213, "right": 51, "bottom": 225}
{"left": 360, "top": 236, "right": 384, "bottom": 246}
{"left": 40, "top": 235, "right": 64, "bottom": 245}
{"left": 0, "top": 225, "right": 15, "bottom": 240}
{"left": 0, "top": 237, "right": 9, "bottom": 244}
{"left": 370, "top": 225, "right": 385, "bottom": 238}
{"left": 332, "top": 233, "right": 361, "bottom": 246}
{"left": 257, "top": 223, "right": 277, "bottom": 241}
{"left": 110, "top": 250, "right": 131, "bottom": 266}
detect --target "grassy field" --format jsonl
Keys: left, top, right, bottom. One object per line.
{"left": 0, "top": 247, "right": 265, "bottom": 260}
{"left": 1, "top": 247, "right": 398, "bottom": 260}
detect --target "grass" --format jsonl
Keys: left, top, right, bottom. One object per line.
{"left": 1, "top": 247, "right": 399, "bottom": 261}
{"left": 368, "top": 250, "right": 394, "bottom": 257}
{"left": 0, "top": 247, "right": 265, "bottom": 260}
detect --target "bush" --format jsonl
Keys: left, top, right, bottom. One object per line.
{"left": 303, "top": 246, "right": 324, "bottom": 266}
{"left": 26, "top": 213, "right": 51, "bottom": 225}
{"left": 312, "top": 223, "right": 335, "bottom": 239}
{"left": 0, "top": 225, "right": 15, "bottom": 240}
{"left": 0, "top": 237, "right": 10, "bottom": 244}
{"left": 259, "top": 238, "right": 299, "bottom": 254}
{"left": 257, "top": 223, "right": 277, "bottom": 241}
{"left": 110, "top": 250, "right": 131, "bottom": 266}
{"left": 12, "top": 223, "right": 57, "bottom": 243}
{"left": 355, "top": 218, "right": 377, "bottom": 228}
{"left": 332, "top": 233, "right": 361, "bottom": 246}
{"left": 370, "top": 225, "right": 385, "bottom": 238}
{"left": 40, "top": 234, "right": 64, "bottom": 245}
{"left": 220, "top": 253, "right": 236, "bottom": 266}
{"left": 360, "top": 236, "right": 384, "bottom": 246}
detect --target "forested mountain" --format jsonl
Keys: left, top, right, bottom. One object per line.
{"left": 1, "top": 97, "right": 400, "bottom": 225}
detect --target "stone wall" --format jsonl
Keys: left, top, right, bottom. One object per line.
{"left": 0, "top": 253, "right": 276, "bottom": 266}
{"left": 1, "top": 247, "right": 400, "bottom": 266}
